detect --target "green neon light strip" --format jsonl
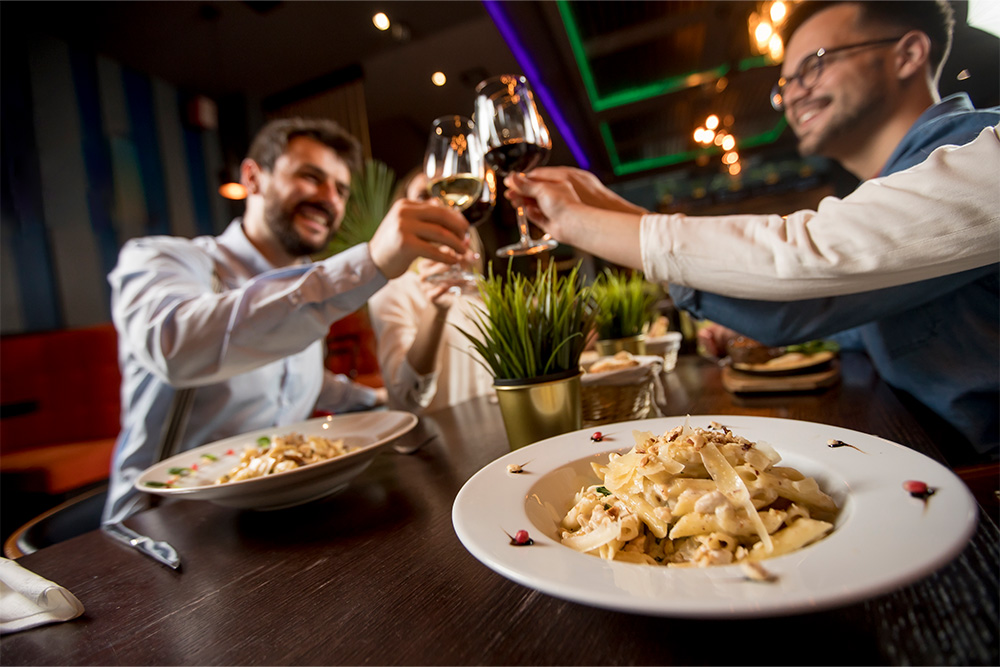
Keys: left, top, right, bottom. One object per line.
{"left": 556, "top": 0, "right": 602, "bottom": 107}
{"left": 557, "top": 0, "right": 788, "bottom": 174}
{"left": 557, "top": 0, "right": 766, "bottom": 111}
{"left": 605, "top": 118, "right": 789, "bottom": 177}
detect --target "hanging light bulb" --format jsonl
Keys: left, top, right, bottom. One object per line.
{"left": 219, "top": 182, "right": 247, "bottom": 200}
{"left": 218, "top": 167, "right": 247, "bottom": 200}
{"left": 372, "top": 12, "right": 390, "bottom": 31}
{"left": 769, "top": 34, "right": 784, "bottom": 62}
{"left": 755, "top": 20, "right": 774, "bottom": 50}
{"left": 770, "top": 1, "right": 788, "bottom": 24}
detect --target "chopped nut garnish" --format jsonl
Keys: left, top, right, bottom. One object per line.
{"left": 741, "top": 562, "right": 778, "bottom": 582}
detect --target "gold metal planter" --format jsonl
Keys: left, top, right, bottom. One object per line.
{"left": 493, "top": 370, "right": 582, "bottom": 450}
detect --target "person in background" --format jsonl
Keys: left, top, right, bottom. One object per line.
{"left": 104, "top": 117, "right": 468, "bottom": 522}
{"left": 505, "top": 1, "right": 999, "bottom": 464}
{"left": 368, "top": 170, "right": 495, "bottom": 414}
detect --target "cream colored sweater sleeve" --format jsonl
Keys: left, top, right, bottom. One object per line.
{"left": 640, "top": 126, "right": 999, "bottom": 300}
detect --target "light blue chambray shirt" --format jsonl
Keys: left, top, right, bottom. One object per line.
{"left": 104, "top": 219, "right": 387, "bottom": 523}
{"left": 671, "top": 95, "right": 1000, "bottom": 462}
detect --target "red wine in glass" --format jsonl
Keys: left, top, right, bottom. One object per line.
{"left": 484, "top": 142, "right": 550, "bottom": 177}
{"left": 474, "top": 75, "right": 558, "bottom": 257}
{"left": 462, "top": 167, "right": 497, "bottom": 226}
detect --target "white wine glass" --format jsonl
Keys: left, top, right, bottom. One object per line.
{"left": 423, "top": 115, "right": 487, "bottom": 287}
{"left": 474, "top": 74, "right": 557, "bottom": 257}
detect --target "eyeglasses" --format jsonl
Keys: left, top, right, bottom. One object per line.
{"left": 770, "top": 36, "right": 904, "bottom": 111}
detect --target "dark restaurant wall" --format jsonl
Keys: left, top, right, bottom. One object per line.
{"left": 1, "top": 36, "right": 231, "bottom": 334}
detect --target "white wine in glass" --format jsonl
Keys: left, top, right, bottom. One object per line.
{"left": 474, "top": 74, "right": 557, "bottom": 257}
{"left": 423, "top": 115, "right": 486, "bottom": 287}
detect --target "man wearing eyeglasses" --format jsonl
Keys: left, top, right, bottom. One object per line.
{"left": 771, "top": 1, "right": 991, "bottom": 180}
{"left": 683, "top": 0, "right": 998, "bottom": 465}
{"left": 505, "top": 1, "right": 999, "bottom": 465}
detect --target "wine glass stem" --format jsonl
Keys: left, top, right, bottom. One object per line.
{"left": 515, "top": 205, "right": 531, "bottom": 247}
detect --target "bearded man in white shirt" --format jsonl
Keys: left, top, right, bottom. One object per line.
{"left": 104, "top": 117, "right": 468, "bottom": 522}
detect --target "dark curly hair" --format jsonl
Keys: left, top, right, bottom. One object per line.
{"left": 247, "top": 117, "right": 362, "bottom": 173}
{"left": 781, "top": 1, "right": 955, "bottom": 81}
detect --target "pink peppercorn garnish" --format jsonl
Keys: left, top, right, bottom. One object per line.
{"left": 903, "top": 479, "right": 936, "bottom": 501}
{"left": 591, "top": 432, "right": 604, "bottom": 442}
{"left": 509, "top": 529, "right": 534, "bottom": 546}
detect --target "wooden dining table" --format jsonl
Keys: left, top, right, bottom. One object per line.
{"left": 3, "top": 351, "right": 997, "bottom": 666}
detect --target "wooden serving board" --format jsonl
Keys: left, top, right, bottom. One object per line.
{"left": 722, "top": 360, "right": 840, "bottom": 393}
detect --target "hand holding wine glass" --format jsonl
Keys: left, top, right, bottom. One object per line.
{"left": 423, "top": 115, "right": 487, "bottom": 287}
{"left": 474, "top": 74, "right": 557, "bottom": 257}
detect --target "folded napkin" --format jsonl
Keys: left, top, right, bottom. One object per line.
{"left": 0, "top": 557, "right": 84, "bottom": 634}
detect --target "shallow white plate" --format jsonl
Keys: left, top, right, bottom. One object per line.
{"left": 452, "top": 415, "right": 977, "bottom": 618}
{"left": 136, "top": 411, "right": 417, "bottom": 510}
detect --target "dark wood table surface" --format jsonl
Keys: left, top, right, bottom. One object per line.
{"left": 3, "top": 352, "right": 997, "bottom": 666}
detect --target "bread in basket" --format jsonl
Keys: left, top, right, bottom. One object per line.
{"left": 580, "top": 351, "right": 663, "bottom": 426}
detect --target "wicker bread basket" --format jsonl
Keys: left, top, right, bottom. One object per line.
{"left": 580, "top": 354, "right": 663, "bottom": 427}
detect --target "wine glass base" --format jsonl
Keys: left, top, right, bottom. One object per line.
{"left": 496, "top": 238, "right": 558, "bottom": 257}
{"left": 424, "top": 268, "right": 479, "bottom": 289}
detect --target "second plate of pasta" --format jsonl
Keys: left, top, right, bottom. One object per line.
{"left": 452, "top": 415, "right": 977, "bottom": 618}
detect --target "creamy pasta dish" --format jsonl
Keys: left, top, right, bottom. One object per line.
{"left": 216, "top": 432, "right": 351, "bottom": 484}
{"left": 560, "top": 421, "right": 837, "bottom": 567}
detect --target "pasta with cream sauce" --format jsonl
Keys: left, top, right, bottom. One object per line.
{"left": 560, "top": 421, "right": 837, "bottom": 567}
{"left": 216, "top": 432, "right": 351, "bottom": 484}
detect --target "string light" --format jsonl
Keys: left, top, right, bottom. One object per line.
{"left": 372, "top": 13, "right": 390, "bottom": 31}
{"left": 431, "top": 71, "right": 447, "bottom": 86}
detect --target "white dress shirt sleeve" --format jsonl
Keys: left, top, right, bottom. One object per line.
{"left": 640, "top": 126, "right": 1000, "bottom": 300}
{"left": 110, "top": 241, "right": 388, "bottom": 387}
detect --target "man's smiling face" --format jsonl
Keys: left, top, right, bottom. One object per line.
{"left": 259, "top": 135, "right": 352, "bottom": 257}
{"left": 781, "top": 3, "right": 896, "bottom": 159}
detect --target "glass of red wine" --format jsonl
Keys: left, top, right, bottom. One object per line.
{"left": 423, "top": 115, "right": 487, "bottom": 287}
{"left": 474, "top": 74, "right": 557, "bottom": 257}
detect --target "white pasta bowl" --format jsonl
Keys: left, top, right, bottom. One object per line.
{"left": 452, "top": 415, "right": 978, "bottom": 618}
{"left": 135, "top": 411, "right": 417, "bottom": 510}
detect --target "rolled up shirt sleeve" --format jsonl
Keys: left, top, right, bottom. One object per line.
{"left": 641, "top": 126, "right": 999, "bottom": 300}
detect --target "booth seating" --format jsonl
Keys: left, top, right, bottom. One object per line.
{"left": 0, "top": 324, "right": 121, "bottom": 497}
{"left": 324, "top": 307, "right": 384, "bottom": 390}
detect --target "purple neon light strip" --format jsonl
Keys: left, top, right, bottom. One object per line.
{"left": 483, "top": 1, "right": 590, "bottom": 169}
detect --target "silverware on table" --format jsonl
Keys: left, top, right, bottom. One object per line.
{"left": 103, "top": 522, "right": 181, "bottom": 570}
{"left": 393, "top": 434, "right": 437, "bottom": 455}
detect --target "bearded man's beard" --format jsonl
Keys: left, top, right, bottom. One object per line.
{"left": 263, "top": 196, "right": 334, "bottom": 257}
